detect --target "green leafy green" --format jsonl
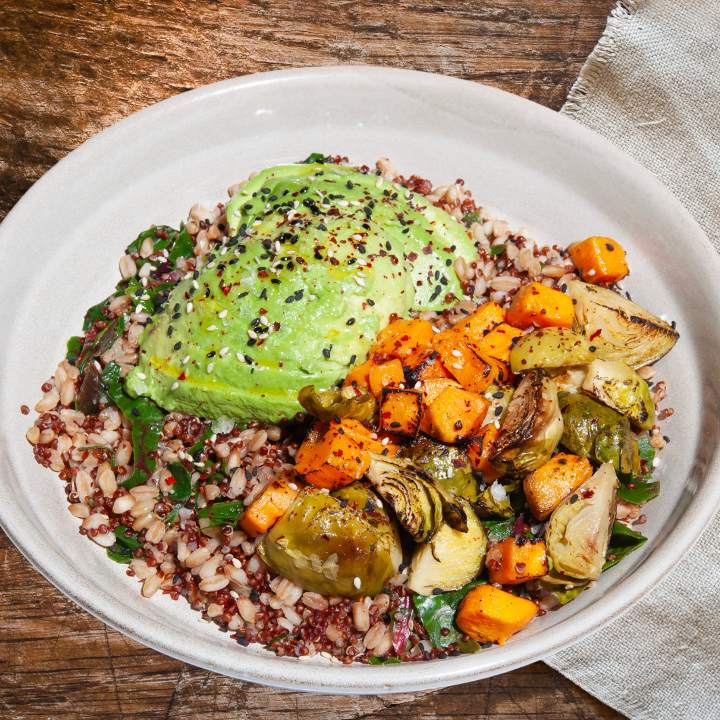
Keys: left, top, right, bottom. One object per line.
{"left": 603, "top": 521, "right": 647, "bottom": 571}
{"left": 100, "top": 361, "right": 122, "bottom": 386}
{"left": 462, "top": 211, "right": 481, "bottom": 226}
{"left": 166, "top": 461, "right": 192, "bottom": 504}
{"left": 75, "top": 363, "right": 102, "bottom": 414}
{"left": 618, "top": 480, "right": 660, "bottom": 504}
{"left": 188, "top": 427, "right": 213, "bottom": 457}
{"left": 368, "top": 656, "right": 402, "bottom": 665}
{"left": 490, "top": 245, "right": 506, "bottom": 256}
{"left": 197, "top": 501, "right": 244, "bottom": 528}
{"left": 82, "top": 299, "right": 109, "bottom": 332}
{"left": 637, "top": 436, "right": 656, "bottom": 479}
{"left": 66, "top": 336, "right": 82, "bottom": 364}
{"left": 482, "top": 517, "right": 516, "bottom": 541}
{"left": 300, "top": 152, "right": 328, "bottom": 164}
{"left": 76, "top": 315, "right": 125, "bottom": 372}
{"left": 535, "top": 574, "right": 589, "bottom": 605}
{"left": 169, "top": 225, "right": 194, "bottom": 263}
{"left": 106, "top": 525, "right": 144, "bottom": 564}
{"left": 108, "top": 383, "right": 165, "bottom": 488}
{"left": 412, "top": 580, "right": 486, "bottom": 650}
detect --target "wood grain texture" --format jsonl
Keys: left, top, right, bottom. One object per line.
{"left": 0, "top": 1, "right": 623, "bottom": 717}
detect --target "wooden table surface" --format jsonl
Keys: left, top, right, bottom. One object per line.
{"left": 0, "top": 2, "right": 623, "bottom": 718}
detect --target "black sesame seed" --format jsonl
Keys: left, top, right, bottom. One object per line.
{"left": 381, "top": 448, "right": 390, "bottom": 456}
{"left": 349, "top": 355, "right": 357, "bottom": 364}
{"left": 346, "top": 180, "right": 354, "bottom": 190}
{"left": 367, "top": 298, "right": 375, "bottom": 306}
{"left": 346, "top": 318, "right": 356, "bottom": 325}
{"left": 207, "top": 351, "right": 216, "bottom": 358}
{"left": 492, "top": 391, "right": 504, "bottom": 399}
{"left": 340, "top": 498, "right": 349, "bottom": 508}
{"left": 570, "top": 494, "right": 579, "bottom": 504}
{"left": 172, "top": 313, "right": 181, "bottom": 320}
{"left": 322, "top": 348, "right": 331, "bottom": 358}
{"left": 247, "top": 339, "right": 256, "bottom": 347}
{"left": 385, "top": 241, "right": 392, "bottom": 251}
{"left": 450, "top": 650, "right": 462, "bottom": 657}
{"left": 167, "top": 326, "right": 173, "bottom": 337}
{"left": 173, "top": 341, "right": 182, "bottom": 351}
{"left": 482, "top": 641, "right": 493, "bottom": 650}
{"left": 294, "top": 290, "right": 304, "bottom": 300}
{"left": 358, "top": 244, "right": 366, "bottom": 254}
{"left": 314, "top": 253, "right": 323, "bottom": 260}
{"left": 432, "top": 588, "right": 443, "bottom": 595}
{"left": 271, "top": 279, "right": 281, "bottom": 284}
{"left": 589, "top": 345, "right": 597, "bottom": 352}
{"left": 131, "top": 408, "right": 140, "bottom": 417}
{"left": 605, "top": 242, "right": 615, "bottom": 252}
{"left": 285, "top": 295, "right": 295, "bottom": 304}
{"left": 173, "top": 303, "right": 180, "bottom": 312}
{"left": 261, "top": 187, "right": 271, "bottom": 194}
{"left": 495, "top": 406, "right": 503, "bottom": 416}
{"left": 318, "top": 223, "right": 327, "bottom": 231}
{"left": 244, "top": 354, "right": 253, "bottom": 364}
{"left": 390, "top": 422, "right": 401, "bottom": 428}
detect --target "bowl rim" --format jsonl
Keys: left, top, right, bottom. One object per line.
{"left": 1, "top": 65, "right": 719, "bottom": 694}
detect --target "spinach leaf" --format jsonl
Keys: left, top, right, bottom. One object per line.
{"left": 412, "top": 580, "right": 486, "bottom": 650}
{"left": 197, "top": 501, "right": 244, "bottom": 528}
{"left": 637, "top": 436, "right": 655, "bottom": 479}
{"left": 82, "top": 299, "right": 109, "bottom": 332}
{"left": 166, "top": 461, "right": 192, "bottom": 504}
{"left": 66, "top": 336, "right": 82, "bottom": 364}
{"left": 168, "top": 225, "right": 194, "bottom": 263}
{"left": 490, "top": 245, "right": 506, "bottom": 256}
{"left": 100, "top": 361, "right": 122, "bottom": 386}
{"left": 603, "top": 521, "right": 648, "bottom": 571}
{"left": 618, "top": 480, "right": 660, "bottom": 504}
{"left": 106, "top": 525, "right": 144, "bottom": 564}
{"left": 482, "top": 517, "right": 516, "bottom": 541}
{"left": 462, "top": 211, "right": 481, "bottom": 226}
{"left": 188, "top": 427, "right": 213, "bottom": 457}
{"left": 300, "top": 152, "right": 328, "bottom": 164}
{"left": 368, "top": 656, "right": 402, "bottom": 665}
{"left": 108, "top": 383, "right": 165, "bottom": 488}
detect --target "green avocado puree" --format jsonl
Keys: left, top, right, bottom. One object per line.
{"left": 125, "top": 162, "right": 477, "bottom": 423}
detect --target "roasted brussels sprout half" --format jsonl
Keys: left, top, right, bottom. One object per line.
{"left": 544, "top": 463, "right": 619, "bottom": 582}
{"left": 480, "top": 385, "right": 514, "bottom": 428}
{"left": 298, "top": 384, "right": 378, "bottom": 423}
{"left": 473, "top": 478, "right": 521, "bottom": 518}
{"left": 549, "top": 367, "right": 588, "bottom": 395}
{"left": 366, "top": 454, "right": 469, "bottom": 540}
{"left": 567, "top": 281, "right": 679, "bottom": 368}
{"left": 407, "top": 498, "right": 487, "bottom": 595}
{"left": 490, "top": 370, "right": 564, "bottom": 477}
{"left": 259, "top": 483, "right": 401, "bottom": 598}
{"left": 582, "top": 358, "right": 655, "bottom": 431}
{"left": 510, "top": 327, "right": 595, "bottom": 374}
{"left": 559, "top": 393, "right": 638, "bottom": 474}
{"left": 401, "top": 439, "right": 479, "bottom": 503}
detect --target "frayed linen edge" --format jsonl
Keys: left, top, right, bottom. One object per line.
{"left": 561, "top": 0, "right": 644, "bottom": 117}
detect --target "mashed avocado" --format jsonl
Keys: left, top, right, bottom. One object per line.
{"left": 125, "top": 162, "right": 477, "bottom": 423}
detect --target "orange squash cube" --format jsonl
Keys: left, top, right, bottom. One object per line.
{"left": 425, "top": 386, "right": 489, "bottom": 443}
{"left": 456, "top": 585, "right": 538, "bottom": 646}
{"left": 523, "top": 453, "right": 593, "bottom": 520}
{"left": 487, "top": 536, "right": 549, "bottom": 586}
{"left": 417, "top": 377, "right": 463, "bottom": 434}
{"left": 368, "top": 359, "right": 405, "bottom": 399}
{"left": 293, "top": 427, "right": 370, "bottom": 490}
{"left": 506, "top": 282, "right": 575, "bottom": 330}
{"left": 472, "top": 322, "right": 524, "bottom": 364}
{"left": 239, "top": 475, "right": 302, "bottom": 537}
{"left": 332, "top": 418, "right": 399, "bottom": 457}
{"left": 294, "top": 421, "right": 326, "bottom": 466}
{"left": 452, "top": 301, "right": 506, "bottom": 343}
{"left": 380, "top": 388, "right": 423, "bottom": 438}
{"left": 402, "top": 349, "right": 452, "bottom": 386}
{"left": 343, "top": 359, "right": 374, "bottom": 390}
{"left": 370, "top": 319, "right": 434, "bottom": 361}
{"left": 568, "top": 236, "right": 629, "bottom": 285}
{"left": 465, "top": 423, "right": 503, "bottom": 482}
{"left": 434, "top": 331, "right": 505, "bottom": 394}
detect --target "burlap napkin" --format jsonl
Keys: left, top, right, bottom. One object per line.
{"left": 545, "top": 3, "right": 720, "bottom": 718}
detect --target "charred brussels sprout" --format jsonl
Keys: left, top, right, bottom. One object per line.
{"left": 259, "top": 483, "right": 401, "bottom": 598}
{"left": 480, "top": 385, "right": 514, "bottom": 428}
{"left": 366, "top": 454, "right": 469, "bottom": 541}
{"left": 510, "top": 327, "right": 595, "bottom": 373}
{"left": 473, "top": 479, "right": 521, "bottom": 518}
{"left": 543, "top": 463, "right": 619, "bottom": 583}
{"left": 407, "top": 498, "right": 487, "bottom": 595}
{"left": 298, "top": 384, "right": 378, "bottom": 423}
{"left": 401, "top": 439, "right": 479, "bottom": 503}
{"left": 490, "top": 370, "right": 564, "bottom": 477}
{"left": 559, "top": 393, "right": 638, "bottom": 474}
{"left": 567, "top": 281, "right": 679, "bottom": 368}
{"left": 582, "top": 358, "right": 655, "bottom": 431}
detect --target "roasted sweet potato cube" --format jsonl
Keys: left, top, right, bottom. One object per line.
{"left": 417, "top": 378, "right": 463, "bottom": 434}
{"left": 294, "top": 421, "right": 327, "bottom": 465}
{"left": 452, "top": 301, "right": 506, "bottom": 343}
{"left": 465, "top": 423, "right": 503, "bottom": 482}
{"left": 403, "top": 349, "right": 453, "bottom": 386}
{"left": 456, "top": 585, "right": 538, "bottom": 646}
{"left": 472, "top": 323, "right": 524, "bottom": 364}
{"left": 293, "top": 427, "right": 370, "bottom": 490}
{"left": 370, "top": 319, "right": 434, "bottom": 361}
{"left": 332, "top": 418, "right": 399, "bottom": 457}
{"left": 523, "top": 453, "right": 593, "bottom": 520}
{"left": 568, "top": 236, "right": 629, "bottom": 284}
{"left": 426, "top": 386, "right": 489, "bottom": 443}
{"left": 434, "top": 331, "right": 503, "bottom": 394}
{"left": 380, "top": 388, "right": 423, "bottom": 438}
{"left": 239, "top": 475, "right": 302, "bottom": 537}
{"left": 368, "top": 359, "right": 405, "bottom": 399}
{"left": 506, "top": 282, "right": 575, "bottom": 330}
{"left": 343, "top": 359, "right": 374, "bottom": 390}
{"left": 487, "top": 536, "right": 549, "bottom": 585}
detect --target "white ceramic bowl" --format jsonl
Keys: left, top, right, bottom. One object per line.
{"left": 1, "top": 67, "right": 719, "bottom": 694}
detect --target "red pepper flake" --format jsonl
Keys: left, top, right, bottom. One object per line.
{"left": 589, "top": 329, "right": 602, "bottom": 341}
{"left": 178, "top": 372, "right": 186, "bottom": 381}
{"left": 258, "top": 271, "right": 269, "bottom": 278}
{"left": 221, "top": 285, "right": 231, "bottom": 296}
{"left": 259, "top": 308, "right": 268, "bottom": 314}
{"left": 165, "top": 477, "right": 176, "bottom": 486}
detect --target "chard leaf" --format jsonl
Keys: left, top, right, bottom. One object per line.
{"left": 75, "top": 363, "right": 102, "bottom": 414}
{"left": 637, "top": 436, "right": 656, "bottom": 479}
{"left": 76, "top": 316, "right": 124, "bottom": 372}
{"left": 462, "top": 211, "right": 481, "bottom": 226}
{"left": 603, "top": 521, "right": 647, "bottom": 570}
{"left": 490, "top": 245, "right": 506, "bottom": 256}
{"left": 107, "top": 525, "right": 144, "bottom": 564}
{"left": 197, "top": 501, "right": 244, "bottom": 528}
{"left": 618, "top": 480, "right": 660, "bottom": 504}
{"left": 482, "top": 517, "right": 516, "bottom": 541}
{"left": 82, "top": 299, "right": 109, "bottom": 332}
{"left": 300, "top": 152, "right": 328, "bottom": 164}
{"left": 67, "top": 336, "right": 82, "bottom": 364}
{"left": 166, "top": 461, "right": 192, "bottom": 504}
{"left": 412, "top": 580, "right": 486, "bottom": 650}
{"left": 368, "top": 656, "right": 402, "bottom": 665}
{"left": 169, "top": 225, "right": 194, "bottom": 263}
{"left": 100, "top": 361, "right": 122, "bottom": 386}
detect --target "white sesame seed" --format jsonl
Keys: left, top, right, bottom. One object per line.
{"left": 207, "top": 325, "right": 217, "bottom": 331}
{"left": 135, "top": 304, "right": 144, "bottom": 313}
{"left": 356, "top": 271, "right": 367, "bottom": 277}
{"left": 219, "top": 310, "right": 228, "bottom": 319}
{"left": 171, "top": 382, "right": 179, "bottom": 391}
{"left": 328, "top": 249, "right": 334, "bottom": 257}
{"left": 381, "top": 436, "right": 390, "bottom": 445}
{"left": 194, "top": 460, "right": 205, "bottom": 467}
{"left": 288, "top": 483, "right": 298, "bottom": 491}
{"left": 294, "top": 200, "right": 299, "bottom": 208}
{"left": 259, "top": 333, "right": 268, "bottom": 339}
{"left": 452, "top": 349, "right": 463, "bottom": 358}
{"left": 275, "top": 241, "right": 281, "bottom": 253}
{"left": 375, "top": 177, "right": 383, "bottom": 188}
{"left": 352, "top": 234, "right": 363, "bottom": 241}
{"left": 248, "top": 329, "right": 257, "bottom": 339}
{"left": 253, "top": 220, "right": 262, "bottom": 227}
{"left": 136, "top": 373, "right": 147, "bottom": 380}
{"left": 231, "top": 558, "right": 242, "bottom": 568}
{"left": 353, "top": 577, "right": 361, "bottom": 589}
{"left": 376, "top": 497, "right": 383, "bottom": 509}
{"left": 494, "top": 419, "right": 500, "bottom": 429}
{"left": 356, "top": 258, "right": 367, "bottom": 265}
{"left": 140, "top": 293, "right": 150, "bottom": 301}
{"left": 452, "top": 362, "right": 463, "bottom": 369}
{"left": 187, "top": 302, "right": 193, "bottom": 313}
{"left": 94, "top": 360, "right": 102, "bottom": 373}
{"left": 229, "top": 590, "right": 239, "bottom": 599}
{"left": 192, "top": 280, "right": 199, "bottom": 290}
{"left": 182, "top": 355, "right": 190, "bottom": 365}
{"left": 350, "top": 200, "right": 361, "bottom": 206}
{"left": 236, "top": 352, "right": 244, "bottom": 361}
{"left": 177, "top": 450, "right": 186, "bottom": 460}
{"left": 414, "top": 382, "right": 422, "bottom": 389}
{"left": 219, "top": 347, "right": 229, "bottom": 356}
{"left": 286, "top": 210, "right": 296, "bottom": 220}
{"left": 220, "top": 246, "right": 227, "bottom": 256}
{"left": 210, "top": 434, "right": 217, "bottom": 442}
{"left": 184, "top": 272, "right": 192, "bottom": 280}
{"left": 309, "top": 294, "right": 317, "bottom": 301}
{"left": 338, "top": 200, "right": 349, "bottom": 206}
{"left": 260, "top": 316, "right": 269, "bottom": 326}
{"left": 653, "top": 457, "right": 661, "bottom": 468}
{"left": 207, "top": 363, "right": 214, "bottom": 373}
{"left": 587, "top": 269, "right": 596, "bottom": 277}
{"left": 355, "top": 277, "right": 366, "bottom": 287}
{"left": 206, "top": 262, "right": 215, "bottom": 269}
{"left": 141, "top": 277, "right": 148, "bottom": 287}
